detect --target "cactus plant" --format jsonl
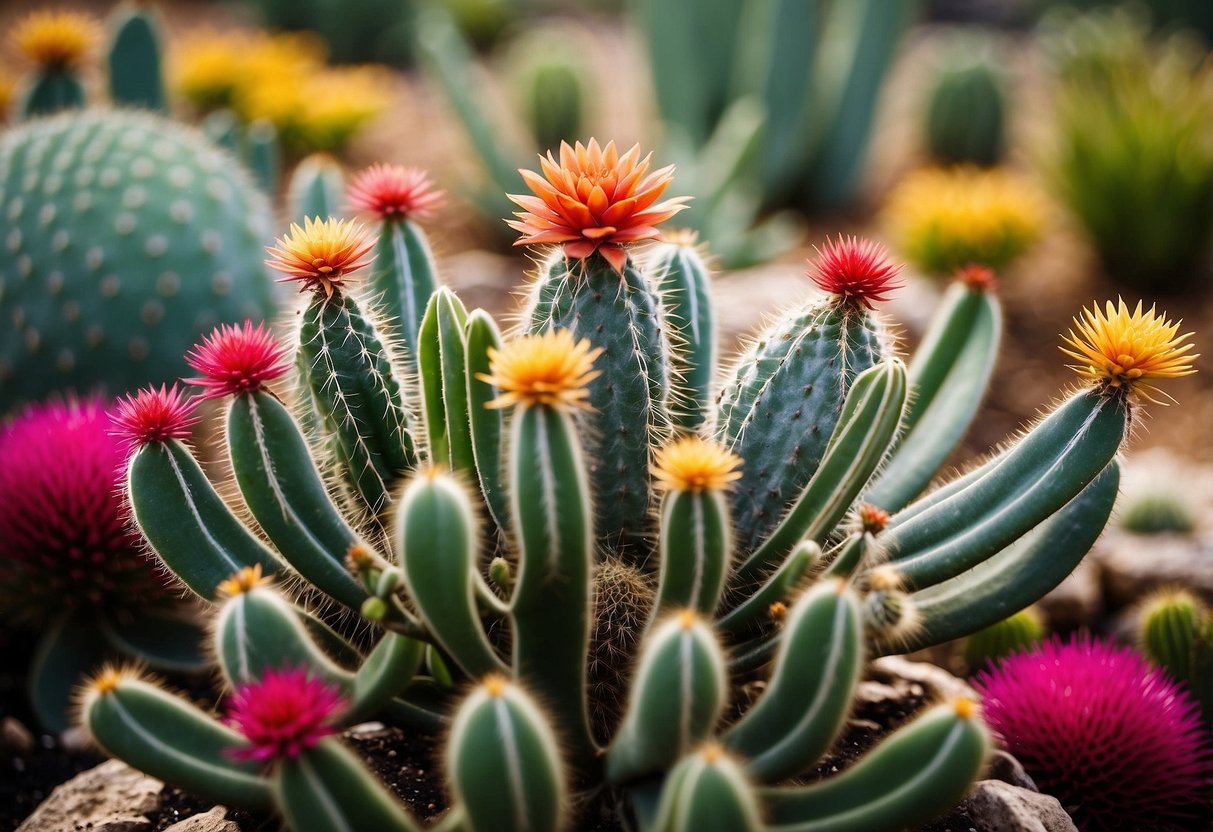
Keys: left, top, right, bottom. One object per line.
{"left": 1137, "top": 588, "right": 1213, "bottom": 726}
{"left": 12, "top": 10, "right": 99, "bottom": 117}
{"left": 0, "top": 108, "right": 277, "bottom": 411}
{"left": 961, "top": 607, "right": 1045, "bottom": 672}
{"left": 72, "top": 144, "right": 1196, "bottom": 831}
{"left": 924, "top": 38, "right": 1008, "bottom": 168}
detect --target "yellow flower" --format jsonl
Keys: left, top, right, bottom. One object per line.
{"left": 13, "top": 10, "right": 99, "bottom": 70}
{"left": 217, "top": 564, "right": 274, "bottom": 597}
{"left": 884, "top": 166, "right": 1044, "bottom": 276}
{"left": 265, "top": 217, "right": 375, "bottom": 299}
{"left": 479, "top": 330, "right": 602, "bottom": 411}
{"left": 1061, "top": 298, "right": 1197, "bottom": 403}
{"left": 651, "top": 437, "right": 743, "bottom": 493}
{"left": 0, "top": 70, "right": 15, "bottom": 121}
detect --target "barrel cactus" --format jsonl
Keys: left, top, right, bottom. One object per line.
{"left": 0, "top": 108, "right": 277, "bottom": 409}
{"left": 74, "top": 142, "right": 1195, "bottom": 831}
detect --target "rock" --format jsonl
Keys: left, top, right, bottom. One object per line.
{"left": 16, "top": 759, "right": 162, "bottom": 832}
{"left": 1, "top": 716, "right": 35, "bottom": 756}
{"left": 866, "top": 655, "right": 977, "bottom": 703}
{"left": 985, "top": 749, "right": 1038, "bottom": 792}
{"left": 1091, "top": 530, "right": 1213, "bottom": 609}
{"left": 1038, "top": 558, "right": 1101, "bottom": 630}
{"left": 161, "top": 807, "right": 239, "bottom": 832}
{"left": 966, "top": 780, "right": 1077, "bottom": 832}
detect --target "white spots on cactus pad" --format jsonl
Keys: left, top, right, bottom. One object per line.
{"left": 25, "top": 327, "right": 40, "bottom": 353}
{"left": 122, "top": 185, "right": 146, "bottom": 210}
{"left": 156, "top": 272, "right": 180, "bottom": 297}
{"left": 52, "top": 150, "right": 73, "bottom": 172}
{"left": 82, "top": 142, "right": 104, "bottom": 165}
{"left": 73, "top": 192, "right": 92, "bottom": 213}
{"left": 206, "top": 179, "right": 232, "bottom": 203}
{"left": 99, "top": 167, "right": 120, "bottom": 189}
{"left": 169, "top": 166, "right": 193, "bottom": 189}
{"left": 86, "top": 247, "right": 104, "bottom": 271}
{"left": 152, "top": 140, "right": 174, "bottom": 161}
{"left": 7, "top": 229, "right": 21, "bottom": 253}
{"left": 56, "top": 349, "right": 75, "bottom": 373}
{"left": 62, "top": 301, "right": 80, "bottom": 322}
{"left": 38, "top": 204, "right": 55, "bottom": 226}
{"left": 119, "top": 130, "right": 144, "bottom": 151}
{"left": 169, "top": 200, "right": 193, "bottom": 224}
{"left": 17, "top": 255, "right": 31, "bottom": 279}
{"left": 198, "top": 152, "right": 220, "bottom": 174}
{"left": 144, "top": 235, "right": 168, "bottom": 258}
{"left": 201, "top": 230, "right": 221, "bottom": 255}
{"left": 141, "top": 300, "right": 164, "bottom": 325}
{"left": 42, "top": 174, "right": 62, "bottom": 196}
{"left": 211, "top": 271, "right": 232, "bottom": 296}
{"left": 131, "top": 158, "right": 154, "bottom": 179}
{"left": 114, "top": 213, "right": 136, "bottom": 235}
{"left": 7, "top": 197, "right": 23, "bottom": 220}
{"left": 86, "top": 325, "right": 103, "bottom": 346}
{"left": 74, "top": 167, "right": 95, "bottom": 188}
{"left": 51, "top": 230, "right": 69, "bottom": 253}
{"left": 128, "top": 336, "right": 149, "bottom": 361}
{"left": 22, "top": 172, "right": 37, "bottom": 193}
{"left": 46, "top": 272, "right": 64, "bottom": 295}
{"left": 11, "top": 306, "right": 24, "bottom": 328}
{"left": 100, "top": 275, "right": 121, "bottom": 298}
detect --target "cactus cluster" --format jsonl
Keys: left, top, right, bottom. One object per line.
{"left": 1137, "top": 588, "right": 1213, "bottom": 728}
{"left": 73, "top": 140, "right": 1192, "bottom": 831}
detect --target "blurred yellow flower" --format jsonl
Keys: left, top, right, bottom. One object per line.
{"left": 884, "top": 166, "right": 1045, "bottom": 276}
{"left": 0, "top": 70, "right": 15, "bottom": 121}
{"left": 12, "top": 9, "right": 99, "bottom": 70}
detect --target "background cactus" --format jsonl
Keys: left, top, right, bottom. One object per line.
{"left": 1137, "top": 588, "right": 1213, "bottom": 726}
{"left": 69, "top": 143, "right": 1190, "bottom": 831}
{"left": 0, "top": 109, "right": 277, "bottom": 410}
{"left": 924, "top": 38, "right": 1008, "bottom": 168}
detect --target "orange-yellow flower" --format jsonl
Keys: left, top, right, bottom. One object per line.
{"left": 1061, "top": 298, "right": 1197, "bottom": 403}
{"left": 479, "top": 330, "right": 602, "bottom": 411}
{"left": 652, "top": 437, "right": 743, "bottom": 493}
{"left": 507, "top": 139, "right": 688, "bottom": 273}
{"left": 217, "top": 564, "right": 273, "bottom": 597}
{"left": 265, "top": 217, "right": 374, "bottom": 299}
{"left": 13, "top": 10, "right": 99, "bottom": 69}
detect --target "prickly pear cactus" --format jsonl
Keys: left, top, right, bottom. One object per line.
{"left": 0, "top": 109, "right": 276, "bottom": 408}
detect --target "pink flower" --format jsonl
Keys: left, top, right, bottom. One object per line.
{"left": 0, "top": 399, "right": 164, "bottom": 620}
{"left": 185, "top": 320, "right": 290, "bottom": 399}
{"left": 226, "top": 667, "right": 347, "bottom": 763}
{"left": 975, "top": 636, "right": 1213, "bottom": 831}
{"left": 347, "top": 163, "right": 444, "bottom": 220}
{"left": 111, "top": 384, "right": 198, "bottom": 448}
{"left": 808, "top": 236, "right": 903, "bottom": 310}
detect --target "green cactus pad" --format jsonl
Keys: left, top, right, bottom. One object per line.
{"left": 0, "top": 109, "right": 276, "bottom": 409}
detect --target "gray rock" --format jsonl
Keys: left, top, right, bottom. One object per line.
{"left": 866, "top": 655, "right": 977, "bottom": 704}
{"left": 966, "top": 780, "right": 1077, "bottom": 832}
{"left": 985, "top": 749, "right": 1038, "bottom": 792}
{"left": 1037, "top": 558, "right": 1101, "bottom": 630}
{"left": 16, "top": 759, "right": 162, "bottom": 832}
{"left": 1091, "top": 530, "right": 1213, "bottom": 608}
{"left": 161, "top": 807, "right": 239, "bottom": 832}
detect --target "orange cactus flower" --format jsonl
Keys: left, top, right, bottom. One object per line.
{"left": 507, "top": 139, "right": 688, "bottom": 273}
{"left": 265, "top": 217, "right": 374, "bottom": 299}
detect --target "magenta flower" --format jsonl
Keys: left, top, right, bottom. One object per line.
{"left": 111, "top": 384, "right": 198, "bottom": 449}
{"left": 185, "top": 320, "right": 290, "bottom": 400}
{"left": 975, "top": 635, "right": 1213, "bottom": 831}
{"left": 0, "top": 398, "right": 164, "bottom": 620}
{"left": 226, "top": 667, "right": 347, "bottom": 763}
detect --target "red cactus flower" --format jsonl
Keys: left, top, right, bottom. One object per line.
{"left": 186, "top": 320, "right": 290, "bottom": 399}
{"left": 507, "top": 138, "right": 689, "bottom": 273}
{"left": 808, "top": 236, "right": 904, "bottom": 310}
{"left": 0, "top": 399, "right": 166, "bottom": 621}
{"left": 347, "top": 163, "right": 444, "bottom": 220}
{"left": 975, "top": 636, "right": 1213, "bottom": 831}
{"left": 226, "top": 667, "right": 347, "bottom": 763}
{"left": 111, "top": 384, "right": 198, "bottom": 448}
{"left": 956, "top": 264, "right": 998, "bottom": 293}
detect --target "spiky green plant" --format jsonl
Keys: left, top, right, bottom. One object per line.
{"left": 924, "top": 36, "right": 1008, "bottom": 168}
{"left": 1137, "top": 588, "right": 1213, "bottom": 726}
{"left": 75, "top": 143, "right": 1183, "bottom": 832}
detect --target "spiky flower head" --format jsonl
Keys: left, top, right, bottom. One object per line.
{"left": 111, "top": 384, "right": 198, "bottom": 448}
{"left": 479, "top": 330, "right": 602, "bottom": 411}
{"left": 652, "top": 437, "right": 743, "bottom": 493}
{"left": 507, "top": 139, "right": 689, "bottom": 273}
{"left": 856, "top": 503, "right": 891, "bottom": 534}
{"left": 808, "top": 237, "right": 904, "bottom": 310}
{"left": 12, "top": 10, "right": 99, "bottom": 70}
{"left": 348, "top": 163, "right": 444, "bottom": 221}
{"left": 1060, "top": 298, "right": 1197, "bottom": 403}
{"left": 0, "top": 400, "right": 167, "bottom": 622}
{"left": 975, "top": 636, "right": 1213, "bottom": 831}
{"left": 218, "top": 564, "right": 273, "bottom": 598}
{"left": 884, "top": 166, "right": 1043, "bottom": 276}
{"left": 226, "top": 667, "right": 346, "bottom": 763}
{"left": 265, "top": 217, "right": 375, "bottom": 300}
{"left": 186, "top": 320, "right": 290, "bottom": 400}
{"left": 956, "top": 264, "right": 998, "bottom": 293}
